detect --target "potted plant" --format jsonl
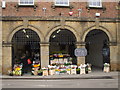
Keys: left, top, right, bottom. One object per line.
{"left": 64, "top": 63, "right": 71, "bottom": 66}
{"left": 60, "top": 70, "right": 67, "bottom": 74}
{"left": 55, "top": 69, "right": 60, "bottom": 75}
{"left": 42, "top": 67, "right": 48, "bottom": 76}
{"left": 76, "top": 68, "right": 80, "bottom": 74}
{"left": 38, "top": 69, "right": 43, "bottom": 76}
{"left": 103, "top": 63, "right": 110, "bottom": 72}
{"left": 85, "top": 65, "right": 88, "bottom": 74}
{"left": 66, "top": 68, "right": 71, "bottom": 74}
{"left": 8, "top": 70, "right": 13, "bottom": 76}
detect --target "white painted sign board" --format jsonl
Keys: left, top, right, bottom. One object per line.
{"left": 74, "top": 48, "right": 87, "bottom": 57}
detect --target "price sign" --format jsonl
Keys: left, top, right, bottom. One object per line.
{"left": 74, "top": 48, "right": 87, "bottom": 57}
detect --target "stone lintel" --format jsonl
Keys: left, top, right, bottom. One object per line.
{"left": 1, "top": 16, "right": 119, "bottom": 22}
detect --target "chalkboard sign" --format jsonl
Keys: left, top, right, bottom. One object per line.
{"left": 74, "top": 48, "right": 87, "bottom": 57}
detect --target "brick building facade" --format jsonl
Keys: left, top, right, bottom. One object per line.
{"left": 1, "top": 0, "right": 120, "bottom": 74}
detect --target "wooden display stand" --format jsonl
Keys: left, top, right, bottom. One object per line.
{"left": 80, "top": 67, "right": 86, "bottom": 74}
{"left": 103, "top": 63, "right": 110, "bottom": 73}
{"left": 66, "top": 70, "right": 71, "bottom": 74}
{"left": 104, "top": 67, "right": 110, "bottom": 72}
{"left": 43, "top": 70, "right": 48, "bottom": 76}
{"left": 49, "top": 69, "right": 55, "bottom": 75}
{"left": 71, "top": 68, "right": 76, "bottom": 75}
{"left": 32, "top": 67, "right": 39, "bottom": 75}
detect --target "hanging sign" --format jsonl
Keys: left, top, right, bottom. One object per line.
{"left": 74, "top": 48, "right": 87, "bottom": 57}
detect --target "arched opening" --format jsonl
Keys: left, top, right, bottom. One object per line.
{"left": 85, "top": 29, "right": 110, "bottom": 71}
{"left": 49, "top": 29, "right": 77, "bottom": 65}
{"left": 12, "top": 29, "right": 40, "bottom": 74}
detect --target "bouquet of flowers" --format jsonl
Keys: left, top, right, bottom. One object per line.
{"left": 104, "top": 63, "right": 110, "bottom": 67}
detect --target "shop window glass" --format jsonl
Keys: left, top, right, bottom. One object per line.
{"left": 55, "top": 0, "right": 69, "bottom": 6}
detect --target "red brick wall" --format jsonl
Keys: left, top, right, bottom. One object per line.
{"left": 2, "top": 2, "right": 118, "bottom": 18}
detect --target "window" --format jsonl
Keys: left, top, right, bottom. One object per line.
{"left": 89, "top": 0, "right": 102, "bottom": 7}
{"left": 55, "top": 0, "right": 69, "bottom": 6}
{"left": 19, "top": 0, "right": 34, "bottom": 5}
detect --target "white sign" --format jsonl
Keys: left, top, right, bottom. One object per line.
{"left": 74, "top": 48, "right": 87, "bottom": 57}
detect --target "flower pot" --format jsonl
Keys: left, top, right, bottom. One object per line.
{"left": 55, "top": 71, "right": 60, "bottom": 75}
{"left": 38, "top": 72, "right": 43, "bottom": 76}
{"left": 85, "top": 71, "right": 88, "bottom": 74}
{"left": 9, "top": 73, "right": 13, "bottom": 76}
{"left": 76, "top": 71, "right": 80, "bottom": 74}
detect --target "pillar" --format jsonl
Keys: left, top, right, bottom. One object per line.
{"left": 40, "top": 43, "right": 49, "bottom": 68}
{"left": 76, "top": 44, "right": 86, "bottom": 66}
{"left": 2, "top": 43, "right": 12, "bottom": 74}
{"left": 110, "top": 45, "right": 118, "bottom": 71}
{"left": 0, "top": 21, "right": 2, "bottom": 74}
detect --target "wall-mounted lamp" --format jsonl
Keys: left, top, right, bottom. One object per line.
{"left": 57, "top": 29, "right": 61, "bottom": 33}
{"left": 52, "top": 35, "right": 56, "bottom": 38}
{"left": 26, "top": 35, "right": 29, "bottom": 38}
{"left": 43, "top": 8, "right": 46, "bottom": 15}
{"left": 78, "top": 9, "right": 82, "bottom": 17}
{"left": 23, "top": 29, "right": 26, "bottom": 33}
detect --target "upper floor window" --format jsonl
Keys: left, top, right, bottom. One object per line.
{"left": 19, "top": 0, "right": 34, "bottom": 6}
{"left": 55, "top": 0, "right": 69, "bottom": 6}
{"left": 88, "top": 0, "right": 102, "bottom": 8}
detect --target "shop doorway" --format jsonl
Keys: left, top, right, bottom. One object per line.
{"left": 12, "top": 29, "right": 40, "bottom": 74}
{"left": 85, "top": 29, "right": 110, "bottom": 71}
{"left": 49, "top": 29, "right": 77, "bottom": 65}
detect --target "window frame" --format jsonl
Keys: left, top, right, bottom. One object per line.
{"left": 55, "top": 0, "right": 69, "bottom": 7}
{"left": 18, "top": 0, "right": 34, "bottom": 6}
{"left": 88, "top": 0, "right": 102, "bottom": 8}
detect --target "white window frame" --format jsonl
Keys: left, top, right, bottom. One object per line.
{"left": 55, "top": 0, "right": 69, "bottom": 6}
{"left": 88, "top": 0, "right": 102, "bottom": 8}
{"left": 18, "top": 0, "right": 34, "bottom": 6}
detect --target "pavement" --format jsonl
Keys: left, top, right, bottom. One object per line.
{"left": 0, "top": 71, "right": 119, "bottom": 80}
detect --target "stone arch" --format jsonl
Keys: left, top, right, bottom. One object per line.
{"left": 7, "top": 25, "right": 44, "bottom": 42}
{"left": 45, "top": 25, "right": 79, "bottom": 42}
{"left": 81, "top": 25, "right": 113, "bottom": 42}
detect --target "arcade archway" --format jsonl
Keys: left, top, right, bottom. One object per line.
{"left": 12, "top": 29, "right": 40, "bottom": 74}
{"left": 49, "top": 29, "right": 77, "bottom": 65}
{"left": 85, "top": 29, "right": 110, "bottom": 71}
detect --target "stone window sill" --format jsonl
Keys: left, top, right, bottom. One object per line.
{"left": 51, "top": 4, "right": 74, "bottom": 10}
{"left": 14, "top": 4, "right": 38, "bottom": 11}
{"left": 86, "top": 5, "right": 106, "bottom": 13}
